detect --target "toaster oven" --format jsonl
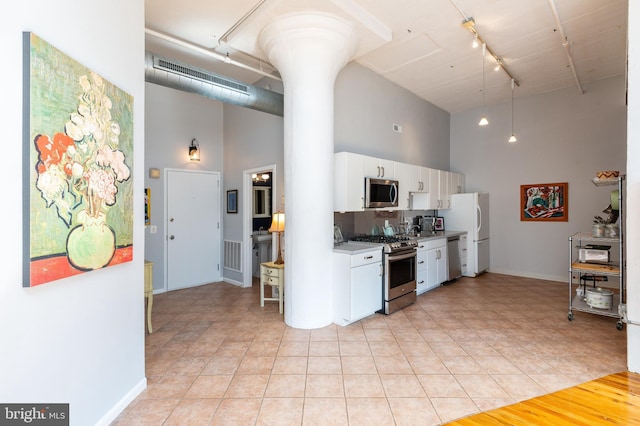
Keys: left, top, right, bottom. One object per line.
{"left": 578, "top": 245, "right": 610, "bottom": 264}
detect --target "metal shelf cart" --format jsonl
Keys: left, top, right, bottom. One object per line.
{"left": 568, "top": 175, "right": 625, "bottom": 330}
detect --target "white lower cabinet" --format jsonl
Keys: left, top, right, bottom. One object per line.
{"left": 333, "top": 248, "right": 383, "bottom": 326}
{"left": 416, "top": 241, "right": 428, "bottom": 295}
{"left": 420, "top": 238, "right": 447, "bottom": 292}
{"left": 459, "top": 233, "right": 468, "bottom": 276}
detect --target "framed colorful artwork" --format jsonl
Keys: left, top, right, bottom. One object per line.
{"left": 520, "top": 182, "right": 568, "bottom": 222}
{"left": 23, "top": 32, "right": 134, "bottom": 287}
{"left": 227, "top": 190, "right": 238, "bottom": 214}
{"left": 145, "top": 188, "right": 151, "bottom": 226}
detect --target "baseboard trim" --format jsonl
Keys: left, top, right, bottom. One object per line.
{"left": 488, "top": 268, "right": 565, "bottom": 283}
{"left": 223, "top": 277, "right": 245, "bottom": 287}
{"left": 95, "top": 377, "right": 147, "bottom": 426}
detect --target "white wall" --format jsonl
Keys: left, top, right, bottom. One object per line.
{"left": 144, "top": 83, "right": 224, "bottom": 290}
{"left": 451, "top": 76, "right": 627, "bottom": 282}
{"left": 0, "top": 1, "right": 146, "bottom": 425}
{"left": 626, "top": 0, "right": 639, "bottom": 373}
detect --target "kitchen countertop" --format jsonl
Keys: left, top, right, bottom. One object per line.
{"left": 415, "top": 230, "right": 467, "bottom": 241}
{"left": 333, "top": 230, "right": 467, "bottom": 253}
{"left": 332, "top": 242, "right": 383, "bottom": 254}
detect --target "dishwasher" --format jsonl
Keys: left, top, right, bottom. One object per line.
{"left": 447, "top": 235, "right": 462, "bottom": 281}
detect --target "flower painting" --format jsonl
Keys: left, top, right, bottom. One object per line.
{"left": 23, "top": 33, "right": 134, "bottom": 287}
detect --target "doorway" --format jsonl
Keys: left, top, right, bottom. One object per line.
{"left": 166, "top": 169, "right": 221, "bottom": 291}
{"left": 243, "top": 164, "right": 277, "bottom": 288}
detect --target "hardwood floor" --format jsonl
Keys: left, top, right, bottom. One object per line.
{"left": 445, "top": 371, "right": 640, "bottom": 425}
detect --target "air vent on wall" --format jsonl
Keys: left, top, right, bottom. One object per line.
{"left": 154, "top": 57, "right": 250, "bottom": 96}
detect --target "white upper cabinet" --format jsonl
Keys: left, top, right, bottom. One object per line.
{"left": 426, "top": 168, "right": 448, "bottom": 209}
{"left": 364, "top": 156, "right": 395, "bottom": 179}
{"left": 334, "top": 152, "right": 465, "bottom": 212}
{"left": 448, "top": 172, "right": 465, "bottom": 196}
{"left": 334, "top": 152, "right": 366, "bottom": 212}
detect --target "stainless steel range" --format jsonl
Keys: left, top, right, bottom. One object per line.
{"left": 350, "top": 235, "right": 418, "bottom": 314}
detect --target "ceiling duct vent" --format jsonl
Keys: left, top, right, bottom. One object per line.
{"left": 145, "top": 51, "right": 283, "bottom": 117}
{"left": 154, "top": 57, "right": 250, "bottom": 95}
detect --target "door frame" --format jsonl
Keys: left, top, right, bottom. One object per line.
{"left": 164, "top": 168, "right": 222, "bottom": 291}
{"left": 242, "top": 164, "right": 277, "bottom": 288}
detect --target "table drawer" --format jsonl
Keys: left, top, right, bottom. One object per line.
{"left": 263, "top": 266, "right": 283, "bottom": 278}
{"left": 262, "top": 274, "right": 281, "bottom": 285}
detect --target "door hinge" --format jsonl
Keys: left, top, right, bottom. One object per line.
{"left": 217, "top": 264, "right": 220, "bottom": 271}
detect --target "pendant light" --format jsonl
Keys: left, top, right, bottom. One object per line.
{"left": 478, "top": 43, "right": 489, "bottom": 126}
{"left": 508, "top": 78, "right": 517, "bottom": 143}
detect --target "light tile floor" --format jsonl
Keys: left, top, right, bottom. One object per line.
{"left": 113, "top": 273, "right": 627, "bottom": 425}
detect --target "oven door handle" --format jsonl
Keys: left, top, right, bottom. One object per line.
{"left": 387, "top": 250, "right": 416, "bottom": 261}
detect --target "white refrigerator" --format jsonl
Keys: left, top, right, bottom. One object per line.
{"left": 441, "top": 193, "right": 490, "bottom": 277}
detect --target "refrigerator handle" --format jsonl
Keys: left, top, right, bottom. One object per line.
{"left": 476, "top": 204, "right": 482, "bottom": 235}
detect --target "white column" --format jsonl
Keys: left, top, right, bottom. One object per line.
{"left": 260, "top": 13, "right": 357, "bottom": 328}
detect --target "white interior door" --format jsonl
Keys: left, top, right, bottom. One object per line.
{"left": 167, "top": 169, "right": 221, "bottom": 291}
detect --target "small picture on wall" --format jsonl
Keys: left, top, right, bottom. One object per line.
{"left": 227, "top": 190, "right": 238, "bottom": 214}
{"left": 145, "top": 188, "right": 151, "bottom": 226}
{"left": 520, "top": 182, "right": 568, "bottom": 221}
{"left": 435, "top": 217, "right": 445, "bottom": 231}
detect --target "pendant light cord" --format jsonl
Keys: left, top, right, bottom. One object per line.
{"left": 482, "top": 43, "right": 486, "bottom": 110}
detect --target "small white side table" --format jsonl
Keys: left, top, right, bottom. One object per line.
{"left": 260, "top": 261, "right": 285, "bottom": 314}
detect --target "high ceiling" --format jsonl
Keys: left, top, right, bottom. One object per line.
{"left": 145, "top": 0, "right": 627, "bottom": 113}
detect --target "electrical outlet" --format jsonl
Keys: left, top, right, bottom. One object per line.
{"left": 150, "top": 225, "right": 157, "bottom": 234}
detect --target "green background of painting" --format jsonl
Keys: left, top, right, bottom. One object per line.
{"left": 29, "top": 33, "right": 134, "bottom": 258}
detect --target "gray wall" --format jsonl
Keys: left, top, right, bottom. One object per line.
{"left": 144, "top": 83, "right": 224, "bottom": 290}
{"left": 335, "top": 62, "right": 451, "bottom": 170}
{"left": 451, "top": 75, "right": 627, "bottom": 282}
{"left": 222, "top": 104, "right": 285, "bottom": 284}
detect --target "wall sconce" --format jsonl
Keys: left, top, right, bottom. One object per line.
{"left": 269, "top": 211, "right": 285, "bottom": 265}
{"left": 188, "top": 139, "right": 200, "bottom": 161}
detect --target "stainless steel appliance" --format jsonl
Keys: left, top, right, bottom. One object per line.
{"left": 350, "top": 235, "right": 417, "bottom": 314}
{"left": 440, "top": 193, "right": 490, "bottom": 277}
{"left": 365, "top": 177, "right": 399, "bottom": 209}
{"left": 447, "top": 235, "right": 462, "bottom": 281}
{"left": 578, "top": 245, "right": 610, "bottom": 264}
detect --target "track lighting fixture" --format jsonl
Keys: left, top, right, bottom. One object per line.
{"left": 462, "top": 17, "right": 520, "bottom": 87}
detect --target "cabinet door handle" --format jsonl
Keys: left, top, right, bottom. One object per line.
{"left": 364, "top": 255, "right": 373, "bottom": 259}
{"left": 377, "top": 166, "right": 381, "bottom": 177}
{"left": 418, "top": 280, "right": 425, "bottom": 284}
{"left": 381, "top": 166, "right": 385, "bottom": 177}
{"left": 418, "top": 260, "right": 425, "bottom": 264}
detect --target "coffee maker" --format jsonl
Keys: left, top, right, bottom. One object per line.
{"left": 415, "top": 216, "right": 437, "bottom": 234}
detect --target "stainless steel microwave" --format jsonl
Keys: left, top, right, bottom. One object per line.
{"left": 365, "top": 177, "right": 399, "bottom": 208}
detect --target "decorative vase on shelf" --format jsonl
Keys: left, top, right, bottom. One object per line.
{"left": 66, "top": 211, "right": 116, "bottom": 270}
